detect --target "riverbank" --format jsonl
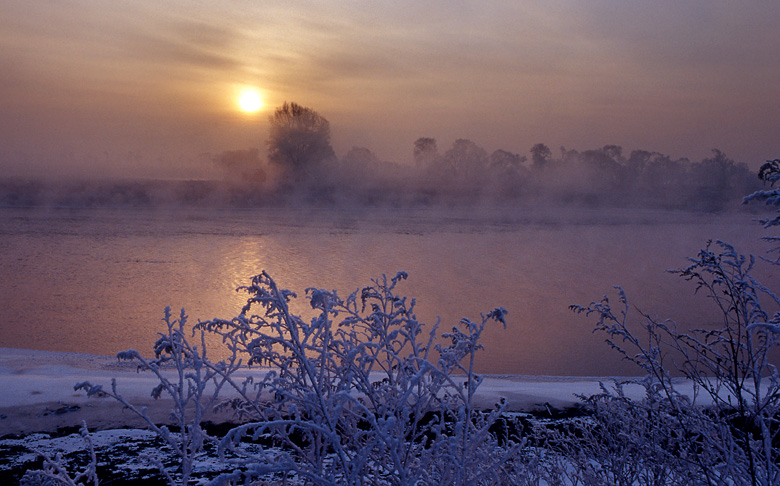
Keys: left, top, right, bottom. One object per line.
{"left": 0, "top": 346, "right": 640, "bottom": 436}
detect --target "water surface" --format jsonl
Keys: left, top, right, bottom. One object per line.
{"left": 0, "top": 206, "right": 773, "bottom": 375}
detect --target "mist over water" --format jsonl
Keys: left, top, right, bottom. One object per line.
{"left": 1, "top": 206, "right": 775, "bottom": 376}
{"left": 0, "top": 139, "right": 762, "bottom": 212}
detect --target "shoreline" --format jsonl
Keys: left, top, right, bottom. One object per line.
{"left": 0, "top": 346, "right": 639, "bottom": 436}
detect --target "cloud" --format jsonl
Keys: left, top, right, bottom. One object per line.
{"left": 568, "top": 2, "right": 780, "bottom": 72}
{"left": 119, "top": 20, "right": 242, "bottom": 72}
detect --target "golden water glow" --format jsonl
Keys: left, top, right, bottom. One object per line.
{"left": 238, "top": 89, "right": 263, "bottom": 113}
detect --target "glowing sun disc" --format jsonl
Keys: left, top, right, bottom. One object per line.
{"left": 238, "top": 90, "right": 263, "bottom": 112}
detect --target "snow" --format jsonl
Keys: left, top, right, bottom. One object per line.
{"left": 0, "top": 346, "right": 650, "bottom": 436}
{"left": 0, "top": 347, "right": 765, "bottom": 484}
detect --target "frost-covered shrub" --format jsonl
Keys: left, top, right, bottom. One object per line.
{"left": 744, "top": 158, "right": 780, "bottom": 230}
{"left": 73, "top": 271, "right": 515, "bottom": 486}
{"left": 538, "top": 379, "right": 707, "bottom": 486}
{"left": 573, "top": 241, "right": 780, "bottom": 485}
{"left": 199, "top": 271, "right": 514, "bottom": 486}
{"left": 75, "top": 307, "right": 233, "bottom": 485}
{"left": 20, "top": 422, "right": 98, "bottom": 486}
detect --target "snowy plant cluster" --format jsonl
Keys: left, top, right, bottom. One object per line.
{"left": 570, "top": 241, "right": 780, "bottom": 485}
{"left": 744, "top": 159, "right": 780, "bottom": 231}
{"left": 23, "top": 242, "right": 780, "bottom": 485}
{"left": 32, "top": 271, "right": 526, "bottom": 485}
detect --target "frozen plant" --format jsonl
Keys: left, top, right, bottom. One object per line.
{"left": 573, "top": 241, "right": 780, "bottom": 485}
{"left": 200, "top": 271, "right": 515, "bottom": 485}
{"left": 75, "top": 307, "right": 238, "bottom": 485}
{"left": 539, "top": 378, "right": 704, "bottom": 486}
{"left": 62, "top": 271, "right": 514, "bottom": 486}
{"left": 20, "top": 422, "right": 99, "bottom": 486}
{"left": 743, "top": 158, "right": 780, "bottom": 230}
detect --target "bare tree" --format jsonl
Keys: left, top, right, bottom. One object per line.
{"left": 267, "top": 102, "right": 335, "bottom": 180}
{"left": 488, "top": 149, "right": 525, "bottom": 173}
{"left": 530, "top": 143, "right": 552, "bottom": 170}
{"left": 413, "top": 137, "right": 439, "bottom": 169}
{"left": 213, "top": 148, "right": 267, "bottom": 184}
{"left": 444, "top": 139, "right": 487, "bottom": 180}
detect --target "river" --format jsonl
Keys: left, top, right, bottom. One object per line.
{"left": 0, "top": 206, "right": 774, "bottom": 375}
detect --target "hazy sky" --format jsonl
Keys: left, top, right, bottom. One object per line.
{"left": 2, "top": 1, "right": 779, "bottom": 179}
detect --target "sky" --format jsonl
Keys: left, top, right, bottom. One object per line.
{"left": 1, "top": 0, "right": 779, "bottom": 179}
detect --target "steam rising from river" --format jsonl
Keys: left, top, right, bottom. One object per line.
{"left": 0, "top": 142, "right": 762, "bottom": 212}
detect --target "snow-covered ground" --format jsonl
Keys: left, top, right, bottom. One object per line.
{"left": 0, "top": 346, "right": 653, "bottom": 436}
{"left": 0, "top": 346, "right": 635, "bottom": 484}
{"left": 0, "top": 346, "right": 738, "bottom": 484}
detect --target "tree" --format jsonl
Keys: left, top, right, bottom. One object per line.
{"left": 688, "top": 149, "right": 757, "bottom": 211}
{"left": 444, "top": 139, "right": 487, "bottom": 180}
{"left": 213, "top": 148, "right": 267, "bottom": 184}
{"left": 530, "top": 143, "right": 552, "bottom": 170}
{"left": 338, "top": 146, "right": 382, "bottom": 199}
{"left": 487, "top": 149, "right": 526, "bottom": 173}
{"left": 602, "top": 144, "right": 624, "bottom": 163}
{"left": 341, "top": 146, "right": 379, "bottom": 173}
{"left": 267, "top": 102, "right": 335, "bottom": 179}
{"left": 487, "top": 150, "right": 529, "bottom": 200}
{"left": 413, "top": 137, "right": 440, "bottom": 168}
{"left": 414, "top": 137, "right": 455, "bottom": 194}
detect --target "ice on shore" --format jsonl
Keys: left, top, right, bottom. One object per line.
{"left": 0, "top": 346, "right": 649, "bottom": 435}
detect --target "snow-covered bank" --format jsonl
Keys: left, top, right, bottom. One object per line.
{"left": 2, "top": 346, "right": 769, "bottom": 485}
{"left": 0, "top": 346, "right": 648, "bottom": 436}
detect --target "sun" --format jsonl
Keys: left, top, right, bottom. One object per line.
{"left": 238, "top": 89, "right": 263, "bottom": 113}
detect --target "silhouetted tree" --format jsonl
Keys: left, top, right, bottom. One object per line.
{"left": 413, "top": 137, "right": 439, "bottom": 168}
{"left": 559, "top": 146, "right": 579, "bottom": 164}
{"left": 338, "top": 146, "right": 380, "bottom": 196}
{"left": 580, "top": 146, "right": 628, "bottom": 203}
{"left": 530, "top": 143, "right": 552, "bottom": 169}
{"left": 341, "top": 146, "right": 379, "bottom": 173}
{"left": 627, "top": 150, "right": 653, "bottom": 172}
{"left": 602, "top": 144, "right": 624, "bottom": 163}
{"left": 690, "top": 149, "right": 754, "bottom": 210}
{"left": 445, "top": 138, "right": 487, "bottom": 179}
{"left": 267, "top": 102, "right": 335, "bottom": 179}
{"left": 213, "top": 148, "right": 267, "bottom": 184}
{"left": 415, "top": 137, "right": 456, "bottom": 195}
{"left": 623, "top": 150, "right": 656, "bottom": 203}
{"left": 487, "top": 149, "right": 529, "bottom": 199}
{"left": 488, "top": 149, "right": 526, "bottom": 173}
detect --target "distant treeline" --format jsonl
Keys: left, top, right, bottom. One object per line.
{"left": 0, "top": 143, "right": 762, "bottom": 211}
{"left": 316, "top": 140, "right": 761, "bottom": 211}
{"left": 1, "top": 101, "right": 765, "bottom": 210}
